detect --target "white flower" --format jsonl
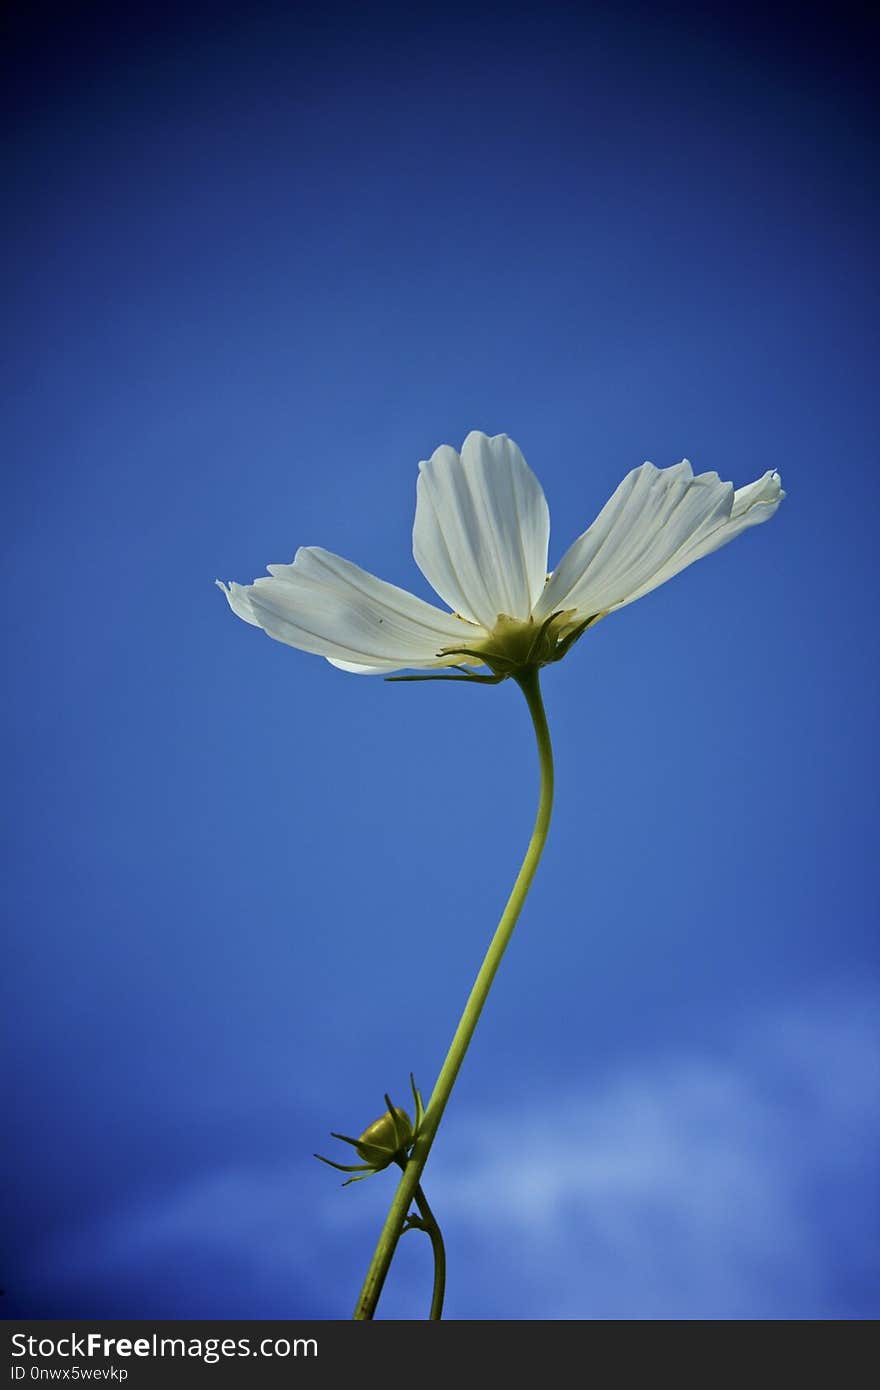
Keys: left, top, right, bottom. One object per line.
{"left": 217, "top": 432, "right": 784, "bottom": 680}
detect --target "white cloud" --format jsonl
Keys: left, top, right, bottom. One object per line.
{"left": 420, "top": 988, "right": 880, "bottom": 1318}
{"left": 32, "top": 986, "right": 880, "bottom": 1319}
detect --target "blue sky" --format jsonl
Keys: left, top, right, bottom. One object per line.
{"left": 3, "top": 1, "right": 877, "bottom": 1319}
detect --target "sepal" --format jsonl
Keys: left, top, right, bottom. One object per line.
{"left": 316, "top": 1080, "right": 426, "bottom": 1186}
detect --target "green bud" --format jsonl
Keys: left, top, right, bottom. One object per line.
{"left": 355, "top": 1106, "right": 413, "bottom": 1168}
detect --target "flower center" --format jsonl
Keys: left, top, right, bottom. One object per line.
{"left": 439, "top": 609, "right": 590, "bottom": 679}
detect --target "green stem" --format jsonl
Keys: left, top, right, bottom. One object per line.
{"left": 392, "top": 1157, "right": 446, "bottom": 1320}
{"left": 353, "top": 666, "right": 555, "bottom": 1320}
{"left": 411, "top": 1183, "right": 446, "bottom": 1320}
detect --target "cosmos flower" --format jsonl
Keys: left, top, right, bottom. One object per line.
{"left": 217, "top": 431, "right": 783, "bottom": 680}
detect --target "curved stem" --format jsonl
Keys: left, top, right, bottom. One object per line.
{"left": 353, "top": 667, "right": 554, "bottom": 1319}
{"left": 411, "top": 1183, "right": 446, "bottom": 1320}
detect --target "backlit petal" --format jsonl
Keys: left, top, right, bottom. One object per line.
{"left": 413, "top": 431, "right": 550, "bottom": 627}
{"left": 535, "top": 462, "right": 782, "bottom": 622}
{"left": 616, "top": 469, "right": 785, "bottom": 609}
{"left": 217, "top": 546, "right": 485, "bottom": 674}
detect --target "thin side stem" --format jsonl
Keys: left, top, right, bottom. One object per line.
{"left": 392, "top": 1157, "right": 447, "bottom": 1320}
{"left": 353, "top": 667, "right": 554, "bottom": 1319}
{"left": 411, "top": 1183, "right": 446, "bottom": 1320}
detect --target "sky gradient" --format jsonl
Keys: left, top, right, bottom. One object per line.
{"left": 3, "top": 1, "right": 878, "bottom": 1319}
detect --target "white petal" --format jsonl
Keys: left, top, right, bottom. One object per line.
{"left": 730, "top": 470, "right": 785, "bottom": 520}
{"left": 536, "top": 462, "right": 783, "bottom": 622}
{"left": 616, "top": 469, "right": 785, "bottom": 609}
{"left": 413, "top": 431, "right": 550, "bottom": 627}
{"left": 216, "top": 579, "right": 263, "bottom": 626}
{"left": 325, "top": 658, "right": 391, "bottom": 674}
{"left": 217, "top": 547, "right": 485, "bottom": 673}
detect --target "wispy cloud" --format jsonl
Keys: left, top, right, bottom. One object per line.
{"left": 30, "top": 987, "right": 880, "bottom": 1319}
{"left": 424, "top": 988, "right": 880, "bottom": 1318}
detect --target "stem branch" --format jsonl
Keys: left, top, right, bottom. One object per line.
{"left": 410, "top": 1183, "right": 446, "bottom": 1321}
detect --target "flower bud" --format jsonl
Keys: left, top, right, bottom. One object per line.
{"left": 355, "top": 1106, "right": 413, "bottom": 1168}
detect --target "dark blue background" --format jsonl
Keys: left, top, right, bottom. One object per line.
{"left": 4, "top": 1, "right": 877, "bottom": 1319}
